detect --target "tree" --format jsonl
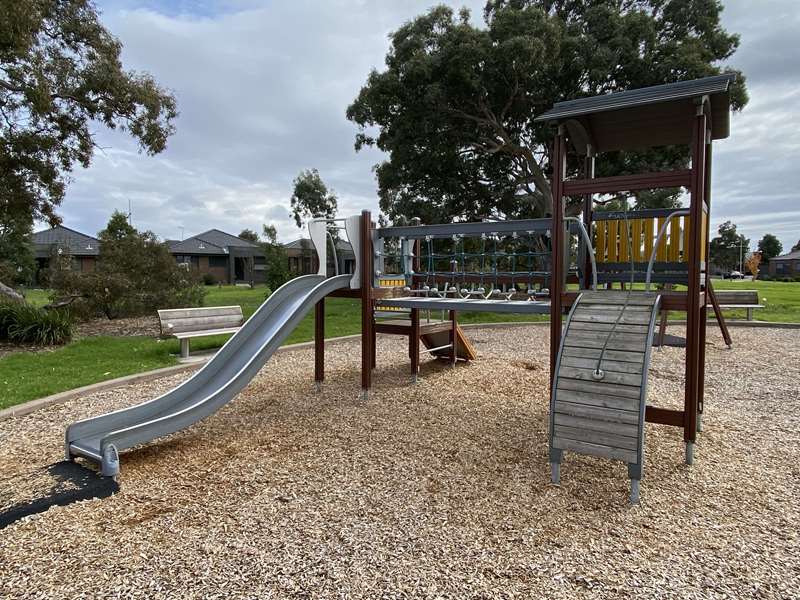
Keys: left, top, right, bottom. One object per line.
{"left": 290, "top": 169, "right": 337, "bottom": 229}
{"left": 99, "top": 210, "right": 136, "bottom": 241}
{"left": 744, "top": 251, "right": 760, "bottom": 279}
{"left": 0, "top": 208, "right": 35, "bottom": 286}
{"left": 238, "top": 229, "right": 260, "bottom": 243}
{"left": 51, "top": 213, "right": 203, "bottom": 318}
{"left": 709, "top": 221, "right": 748, "bottom": 273}
{"left": 0, "top": 0, "right": 177, "bottom": 288}
{"left": 757, "top": 234, "right": 782, "bottom": 263}
{"left": 261, "top": 224, "right": 291, "bottom": 291}
{"left": 347, "top": 2, "right": 747, "bottom": 224}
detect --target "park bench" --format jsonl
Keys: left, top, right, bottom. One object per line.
{"left": 158, "top": 305, "right": 244, "bottom": 358}
{"left": 714, "top": 289, "right": 764, "bottom": 321}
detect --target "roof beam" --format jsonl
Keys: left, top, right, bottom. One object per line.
{"left": 562, "top": 170, "right": 692, "bottom": 196}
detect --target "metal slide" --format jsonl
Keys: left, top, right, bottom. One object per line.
{"left": 65, "top": 273, "right": 351, "bottom": 477}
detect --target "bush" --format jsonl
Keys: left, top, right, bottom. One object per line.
{"left": 0, "top": 302, "right": 72, "bottom": 345}
{"left": 50, "top": 213, "right": 206, "bottom": 319}
{"left": 202, "top": 272, "right": 217, "bottom": 286}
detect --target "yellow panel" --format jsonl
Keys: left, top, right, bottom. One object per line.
{"left": 682, "top": 215, "right": 690, "bottom": 262}
{"left": 643, "top": 218, "right": 655, "bottom": 262}
{"left": 607, "top": 220, "right": 618, "bottom": 262}
{"left": 669, "top": 218, "right": 681, "bottom": 262}
{"left": 656, "top": 217, "right": 667, "bottom": 261}
{"left": 632, "top": 219, "right": 643, "bottom": 261}
{"left": 619, "top": 220, "right": 629, "bottom": 263}
{"left": 701, "top": 210, "right": 708, "bottom": 262}
{"left": 596, "top": 221, "right": 607, "bottom": 263}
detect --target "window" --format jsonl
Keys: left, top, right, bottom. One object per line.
{"left": 209, "top": 256, "right": 227, "bottom": 268}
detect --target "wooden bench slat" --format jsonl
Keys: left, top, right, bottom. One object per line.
{"left": 554, "top": 389, "right": 640, "bottom": 411}
{"left": 552, "top": 437, "right": 638, "bottom": 463}
{"left": 560, "top": 355, "right": 644, "bottom": 375}
{"left": 554, "top": 404, "right": 640, "bottom": 427}
{"left": 561, "top": 347, "right": 645, "bottom": 364}
{"left": 558, "top": 365, "right": 643, "bottom": 387}
{"left": 171, "top": 328, "right": 241, "bottom": 340}
{"left": 557, "top": 377, "right": 642, "bottom": 399}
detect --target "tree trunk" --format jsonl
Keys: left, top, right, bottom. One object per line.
{"left": 0, "top": 281, "right": 25, "bottom": 303}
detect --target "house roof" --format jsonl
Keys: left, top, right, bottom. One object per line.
{"left": 194, "top": 229, "right": 260, "bottom": 249}
{"left": 31, "top": 226, "right": 100, "bottom": 257}
{"left": 168, "top": 229, "right": 262, "bottom": 256}
{"left": 284, "top": 238, "right": 354, "bottom": 254}
{"left": 534, "top": 74, "right": 735, "bottom": 153}
{"left": 168, "top": 237, "right": 227, "bottom": 255}
{"left": 770, "top": 249, "right": 800, "bottom": 261}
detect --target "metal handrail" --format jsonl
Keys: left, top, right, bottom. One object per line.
{"left": 564, "top": 217, "right": 597, "bottom": 291}
{"left": 645, "top": 209, "right": 691, "bottom": 291}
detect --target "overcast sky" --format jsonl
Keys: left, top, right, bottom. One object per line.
{"left": 53, "top": 0, "right": 799, "bottom": 251}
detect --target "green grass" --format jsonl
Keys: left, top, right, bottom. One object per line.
{"left": 1, "top": 279, "right": 797, "bottom": 409}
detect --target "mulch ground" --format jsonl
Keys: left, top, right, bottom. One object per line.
{"left": 0, "top": 325, "right": 798, "bottom": 598}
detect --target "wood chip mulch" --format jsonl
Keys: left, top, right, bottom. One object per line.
{"left": 0, "top": 325, "right": 798, "bottom": 598}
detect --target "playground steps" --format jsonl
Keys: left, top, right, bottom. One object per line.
{"left": 422, "top": 325, "right": 477, "bottom": 361}
{"left": 549, "top": 290, "right": 661, "bottom": 503}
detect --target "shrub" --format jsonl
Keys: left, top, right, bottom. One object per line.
{"left": 202, "top": 272, "right": 217, "bottom": 286}
{"left": 50, "top": 213, "right": 206, "bottom": 319}
{"left": 0, "top": 302, "right": 73, "bottom": 345}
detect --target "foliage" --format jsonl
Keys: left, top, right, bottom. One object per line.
{"left": 238, "top": 229, "right": 260, "bottom": 243}
{"left": 0, "top": 301, "right": 72, "bottom": 345}
{"left": 709, "top": 221, "right": 748, "bottom": 273}
{"left": 50, "top": 214, "right": 204, "bottom": 319}
{"left": 0, "top": 0, "right": 177, "bottom": 232}
{"left": 290, "top": 169, "right": 337, "bottom": 229}
{"left": 261, "top": 224, "right": 291, "bottom": 291}
{"left": 757, "top": 234, "right": 782, "bottom": 262}
{"left": 347, "top": 1, "right": 747, "bottom": 224}
{"left": 744, "top": 252, "right": 760, "bottom": 279}
{"left": 0, "top": 208, "right": 36, "bottom": 285}
{"left": 202, "top": 272, "right": 217, "bottom": 286}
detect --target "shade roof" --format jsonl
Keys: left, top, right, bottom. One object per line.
{"left": 535, "top": 74, "right": 735, "bottom": 154}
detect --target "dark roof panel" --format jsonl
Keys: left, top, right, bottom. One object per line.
{"left": 535, "top": 74, "right": 735, "bottom": 153}
{"left": 31, "top": 226, "right": 100, "bottom": 257}
{"left": 194, "top": 229, "right": 260, "bottom": 249}
{"left": 168, "top": 237, "right": 227, "bottom": 255}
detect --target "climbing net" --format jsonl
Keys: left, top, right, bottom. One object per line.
{"left": 377, "top": 228, "right": 557, "bottom": 301}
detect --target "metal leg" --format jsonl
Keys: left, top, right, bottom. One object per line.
{"left": 697, "top": 411, "right": 703, "bottom": 433}
{"left": 550, "top": 462, "right": 560, "bottom": 485}
{"left": 314, "top": 381, "right": 322, "bottom": 393}
{"left": 101, "top": 444, "right": 120, "bottom": 478}
{"left": 747, "top": 307, "right": 753, "bottom": 321}
{"left": 685, "top": 441, "right": 695, "bottom": 465}
{"left": 630, "top": 479, "right": 641, "bottom": 505}
{"left": 180, "top": 338, "right": 190, "bottom": 359}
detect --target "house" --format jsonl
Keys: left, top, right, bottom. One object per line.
{"left": 30, "top": 225, "right": 100, "bottom": 283}
{"left": 768, "top": 249, "right": 800, "bottom": 277}
{"left": 168, "top": 229, "right": 266, "bottom": 284}
{"left": 283, "top": 238, "right": 356, "bottom": 276}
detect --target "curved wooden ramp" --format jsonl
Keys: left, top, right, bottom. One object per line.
{"left": 549, "top": 290, "right": 661, "bottom": 504}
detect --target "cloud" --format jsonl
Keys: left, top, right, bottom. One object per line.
{"left": 54, "top": 0, "right": 799, "bottom": 253}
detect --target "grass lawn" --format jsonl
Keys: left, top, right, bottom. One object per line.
{"left": 1, "top": 279, "right": 796, "bottom": 409}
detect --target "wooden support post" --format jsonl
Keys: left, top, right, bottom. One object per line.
{"left": 582, "top": 153, "right": 595, "bottom": 289}
{"left": 684, "top": 106, "right": 707, "bottom": 453}
{"left": 360, "top": 210, "right": 373, "bottom": 400}
{"left": 549, "top": 128, "right": 566, "bottom": 385}
{"left": 314, "top": 298, "right": 324, "bottom": 389}
{"left": 450, "top": 309, "right": 457, "bottom": 367}
{"left": 706, "top": 280, "right": 732, "bottom": 347}
{"left": 410, "top": 308, "right": 420, "bottom": 382}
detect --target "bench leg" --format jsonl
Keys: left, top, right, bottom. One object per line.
{"left": 180, "top": 338, "right": 190, "bottom": 359}
{"left": 747, "top": 307, "right": 753, "bottom": 321}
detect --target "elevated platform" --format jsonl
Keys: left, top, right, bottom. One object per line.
{"left": 378, "top": 296, "right": 551, "bottom": 314}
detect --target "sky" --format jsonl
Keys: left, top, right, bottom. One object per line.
{"left": 51, "top": 0, "right": 800, "bottom": 252}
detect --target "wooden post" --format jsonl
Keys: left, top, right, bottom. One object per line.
{"left": 360, "top": 210, "right": 373, "bottom": 400}
{"left": 549, "top": 128, "right": 566, "bottom": 385}
{"left": 314, "top": 298, "right": 324, "bottom": 389}
{"left": 410, "top": 308, "right": 420, "bottom": 382}
{"left": 684, "top": 104, "right": 707, "bottom": 458}
{"left": 450, "top": 309, "right": 457, "bottom": 367}
{"left": 582, "top": 152, "right": 595, "bottom": 289}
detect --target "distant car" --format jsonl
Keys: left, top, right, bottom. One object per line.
{"left": 728, "top": 270, "right": 744, "bottom": 279}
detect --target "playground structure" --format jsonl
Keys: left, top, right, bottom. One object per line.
{"left": 65, "top": 74, "right": 734, "bottom": 503}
